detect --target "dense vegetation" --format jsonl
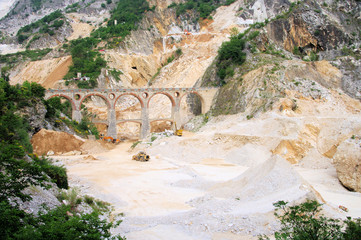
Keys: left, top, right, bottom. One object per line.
{"left": 31, "top": 0, "right": 44, "bottom": 11}
{"left": 259, "top": 200, "right": 361, "bottom": 240}
{"left": 91, "top": 0, "right": 150, "bottom": 40}
{"left": 168, "top": 0, "right": 236, "bottom": 18}
{"left": 216, "top": 32, "right": 246, "bottom": 83}
{"left": 63, "top": 37, "right": 106, "bottom": 88}
{"left": 0, "top": 79, "right": 122, "bottom": 239}
{"left": 17, "top": 10, "right": 65, "bottom": 44}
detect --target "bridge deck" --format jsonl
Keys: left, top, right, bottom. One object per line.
{"left": 47, "top": 87, "right": 216, "bottom": 93}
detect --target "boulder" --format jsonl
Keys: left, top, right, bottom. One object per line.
{"left": 333, "top": 138, "right": 361, "bottom": 192}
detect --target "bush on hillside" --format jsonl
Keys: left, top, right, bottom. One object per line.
{"left": 0, "top": 48, "right": 52, "bottom": 65}
{"left": 258, "top": 200, "right": 361, "bottom": 240}
{"left": 17, "top": 10, "right": 65, "bottom": 43}
{"left": 91, "top": 0, "right": 150, "bottom": 40}
{"left": 34, "top": 156, "right": 68, "bottom": 189}
{"left": 216, "top": 33, "right": 246, "bottom": 82}
{"left": 63, "top": 37, "right": 106, "bottom": 88}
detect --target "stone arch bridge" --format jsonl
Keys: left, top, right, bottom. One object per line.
{"left": 45, "top": 87, "right": 218, "bottom": 139}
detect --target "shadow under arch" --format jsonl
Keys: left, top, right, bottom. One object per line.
{"left": 179, "top": 91, "right": 205, "bottom": 114}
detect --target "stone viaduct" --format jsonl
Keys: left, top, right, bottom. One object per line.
{"left": 45, "top": 87, "right": 218, "bottom": 139}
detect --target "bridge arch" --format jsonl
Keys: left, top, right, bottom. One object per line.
{"left": 179, "top": 91, "right": 205, "bottom": 114}
{"left": 148, "top": 92, "right": 175, "bottom": 120}
{"left": 114, "top": 93, "right": 144, "bottom": 109}
{"left": 147, "top": 92, "right": 175, "bottom": 108}
{"left": 46, "top": 94, "right": 76, "bottom": 110}
{"left": 80, "top": 93, "right": 111, "bottom": 109}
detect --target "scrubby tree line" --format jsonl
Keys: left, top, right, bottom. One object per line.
{"left": 168, "top": 0, "right": 236, "bottom": 18}
{"left": 17, "top": 10, "right": 65, "bottom": 43}
{"left": 0, "top": 79, "right": 123, "bottom": 239}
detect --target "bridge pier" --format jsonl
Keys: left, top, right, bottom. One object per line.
{"left": 72, "top": 109, "right": 82, "bottom": 123}
{"left": 172, "top": 99, "right": 181, "bottom": 130}
{"left": 140, "top": 106, "right": 150, "bottom": 139}
{"left": 107, "top": 108, "right": 117, "bottom": 139}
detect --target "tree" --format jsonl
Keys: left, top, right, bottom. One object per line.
{"left": 0, "top": 79, "right": 124, "bottom": 239}
{"left": 259, "top": 200, "right": 361, "bottom": 240}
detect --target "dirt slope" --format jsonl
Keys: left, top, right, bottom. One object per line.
{"left": 31, "top": 129, "right": 84, "bottom": 155}
{"left": 11, "top": 56, "right": 72, "bottom": 89}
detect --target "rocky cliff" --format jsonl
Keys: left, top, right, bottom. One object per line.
{"left": 1, "top": 0, "right": 361, "bottom": 194}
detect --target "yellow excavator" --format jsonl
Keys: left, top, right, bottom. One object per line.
{"left": 174, "top": 123, "right": 183, "bottom": 136}
{"left": 132, "top": 151, "right": 150, "bottom": 162}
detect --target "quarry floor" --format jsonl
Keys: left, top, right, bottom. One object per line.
{"left": 54, "top": 112, "right": 361, "bottom": 240}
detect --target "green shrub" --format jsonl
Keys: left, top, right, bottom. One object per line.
{"left": 109, "top": 69, "right": 123, "bottom": 82}
{"left": 14, "top": 204, "right": 124, "bottom": 239}
{"left": 224, "top": 0, "right": 236, "bottom": 6}
{"left": 170, "top": 0, "right": 228, "bottom": 19}
{"left": 35, "top": 157, "right": 68, "bottom": 189}
{"left": 168, "top": 2, "right": 177, "bottom": 8}
{"left": 343, "top": 217, "right": 361, "bottom": 239}
{"left": 0, "top": 201, "right": 32, "bottom": 239}
{"left": 259, "top": 200, "right": 361, "bottom": 240}
{"left": 31, "top": 0, "right": 43, "bottom": 11}
{"left": 167, "top": 55, "right": 175, "bottom": 63}
{"left": 60, "top": 113, "right": 100, "bottom": 139}
{"left": 248, "top": 30, "right": 260, "bottom": 40}
{"left": 176, "top": 48, "right": 183, "bottom": 56}
{"left": 84, "top": 195, "right": 95, "bottom": 205}
{"left": 65, "top": 3, "right": 80, "bottom": 13}
{"left": 131, "top": 141, "right": 141, "bottom": 149}
{"left": 309, "top": 51, "right": 319, "bottom": 61}
{"left": 218, "top": 34, "right": 246, "bottom": 64}
{"left": 293, "top": 46, "right": 301, "bottom": 55}
{"left": 216, "top": 33, "right": 246, "bottom": 80}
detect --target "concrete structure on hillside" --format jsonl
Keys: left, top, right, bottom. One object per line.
{"left": 45, "top": 88, "right": 218, "bottom": 139}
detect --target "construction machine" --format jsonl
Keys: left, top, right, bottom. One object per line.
{"left": 100, "top": 134, "right": 121, "bottom": 144}
{"left": 174, "top": 123, "right": 183, "bottom": 137}
{"left": 132, "top": 151, "right": 150, "bottom": 162}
